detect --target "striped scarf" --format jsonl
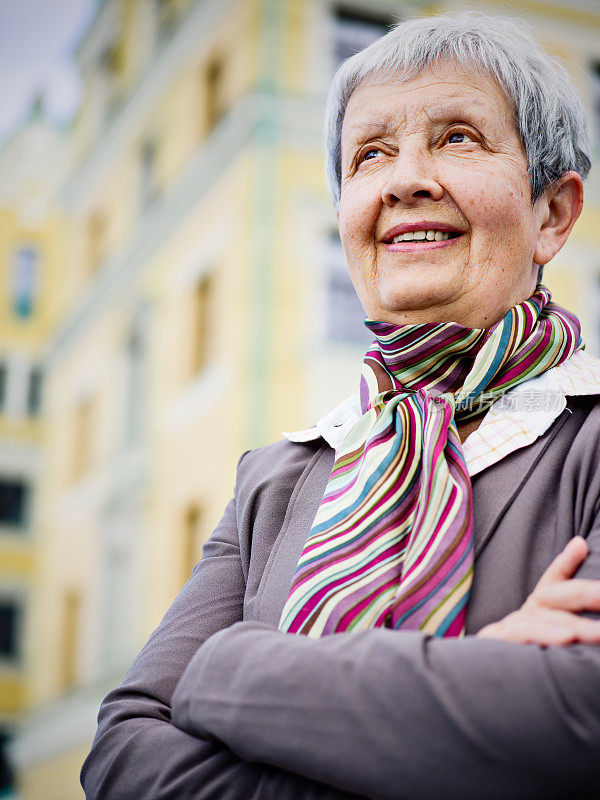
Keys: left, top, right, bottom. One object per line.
{"left": 279, "top": 287, "right": 582, "bottom": 638}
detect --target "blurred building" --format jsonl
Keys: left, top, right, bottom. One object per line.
{"left": 0, "top": 100, "right": 68, "bottom": 798}
{"left": 5, "top": 1, "right": 600, "bottom": 798}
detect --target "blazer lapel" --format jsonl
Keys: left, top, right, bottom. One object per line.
{"left": 255, "top": 443, "right": 334, "bottom": 627}
{"left": 471, "top": 408, "right": 573, "bottom": 559}
{"left": 254, "top": 405, "right": 581, "bottom": 628}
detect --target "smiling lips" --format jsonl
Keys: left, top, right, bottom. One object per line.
{"left": 393, "top": 229, "right": 454, "bottom": 242}
{"left": 382, "top": 222, "right": 463, "bottom": 251}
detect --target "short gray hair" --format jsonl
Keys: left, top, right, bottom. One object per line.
{"left": 325, "top": 12, "right": 591, "bottom": 208}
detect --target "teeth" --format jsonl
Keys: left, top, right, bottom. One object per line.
{"left": 392, "top": 229, "right": 452, "bottom": 243}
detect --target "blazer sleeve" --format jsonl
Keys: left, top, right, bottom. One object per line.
{"left": 81, "top": 481, "right": 363, "bottom": 800}
{"left": 171, "top": 509, "right": 600, "bottom": 800}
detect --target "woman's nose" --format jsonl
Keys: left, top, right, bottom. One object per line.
{"left": 381, "top": 151, "right": 444, "bottom": 206}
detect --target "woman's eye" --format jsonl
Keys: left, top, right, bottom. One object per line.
{"left": 446, "top": 131, "right": 473, "bottom": 144}
{"left": 360, "top": 148, "right": 382, "bottom": 162}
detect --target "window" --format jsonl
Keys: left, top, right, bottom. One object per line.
{"left": 155, "top": 0, "right": 178, "bottom": 42}
{"left": 0, "top": 600, "right": 20, "bottom": 660}
{"left": 332, "top": 7, "right": 392, "bottom": 68}
{"left": 101, "top": 528, "right": 137, "bottom": 676}
{"left": 140, "top": 139, "right": 159, "bottom": 210}
{"left": 87, "top": 210, "right": 108, "bottom": 274}
{"left": 181, "top": 504, "right": 203, "bottom": 585}
{"left": 72, "top": 397, "right": 95, "bottom": 481}
{"left": 0, "top": 479, "right": 29, "bottom": 528}
{"left": 59, "top": 589, "right": 81, "bottom": 690}
{"left": 123, "top": 305, "right": 150, "bottom": 444}
{"left": 594, "top": 271, "right": 600, "bottom": 355}
{"left": 27, "top": 366, "right": 43, "bottom": 417}
{"left": 12, "top": 245, "right": 39, "bottom": 318}
{"left": 0, "top": 362, "right": 7, "bottom": 412}
{"left": 324, "top": 231, "right": 371, "bottom": 345}
{"left": 205, "top": 56, "right": 225, "bottom": 134}
{"left": 592, "top": 61, "right": 600, "bottom": 149}
{"left": 99, "top": 41, "right": 121, "bottom": 79}
{"left": 0, "top": 730, "right": 14, "bottom": 793}
{"left": 98, "top": 40, "right": 125, "bottom": 121}
{"left": 190, "top": 273, "right": 214, "bottom": 375}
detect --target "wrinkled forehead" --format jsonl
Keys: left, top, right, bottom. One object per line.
{"left": 341, "top": 63, "right": 518, "bottom": 143}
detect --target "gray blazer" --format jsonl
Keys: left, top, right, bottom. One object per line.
{"left": 82, "top": 397, "right": 600, "bottom": 800}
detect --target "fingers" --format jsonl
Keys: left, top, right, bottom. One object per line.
{"left": 475, "top": 537, "right": 599, "bottom": 648}
{"left": 476, "top": 609, "right": 600, "bottom": 646}
{"left": 527, "top": 612, "right": 600, "bottom": 647}
{"left": 533, "top": 578, "right": 600, "bottom": 612}
{"left": 535, "top": 536, "right": 589, "bottom": 588}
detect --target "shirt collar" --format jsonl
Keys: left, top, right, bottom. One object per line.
{"left": 283, "top": 350, "right": 600, "bottom": 458}
{"left": 282, "top": 394, "right": 362, "bottom": 451}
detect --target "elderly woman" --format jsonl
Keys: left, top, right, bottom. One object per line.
{"left": 82, "top": 13, "right": 600, "bottom": 800}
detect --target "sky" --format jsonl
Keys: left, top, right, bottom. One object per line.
{"left": 0, "top": 0, "right": 96, "bottom": 144}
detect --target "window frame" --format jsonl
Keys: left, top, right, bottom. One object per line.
{"left": 322, "top": 230, "right": 372, "bottom": 347}
{"left": 0, "top": 476, "right": 31, "bottom": 532}
{"left": 12, "top": 244, "right": 40, "bottom": 319}
{"left": 330, "top": 4, "right": 394, "bottom": 71}
{"left": 0, "top": 590, "right": 26, "bottom": 668}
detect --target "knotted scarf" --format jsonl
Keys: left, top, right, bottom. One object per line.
{"left": 278, "top": 287, "right": 582, "bottom": 638}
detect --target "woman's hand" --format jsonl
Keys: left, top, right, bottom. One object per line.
{"left": 476, "top": 536, "right": 600, "bottom": 646}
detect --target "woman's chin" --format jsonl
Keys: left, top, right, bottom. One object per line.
{"left": 374, "top": 282, "right": 463, "bottom": 325}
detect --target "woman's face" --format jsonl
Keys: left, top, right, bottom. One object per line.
{"left": 338, "top": 66, "right": 551, "bottom": 328}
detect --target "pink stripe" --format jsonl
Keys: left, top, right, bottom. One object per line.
{"left": 281, "top": 287, "right": 581, "bottom": 640}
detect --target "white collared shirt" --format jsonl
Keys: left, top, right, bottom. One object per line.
{"left": 283, "top": 350, "right": 600, "bottom": 477}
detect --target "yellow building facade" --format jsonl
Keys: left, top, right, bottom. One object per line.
{"left": 9, "top": 1, "right": 600, "bottom": 798}
{"left": 0, "top": 105, "right": 68, "bottom": 797}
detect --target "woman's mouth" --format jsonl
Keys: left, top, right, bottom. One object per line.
{"left": 381, "top": 223, "right": 464, "bottom": 252}
{"left": 391, "top": 229, "right": 460, "bottom": 243}
{"left": 384, "top": 229, "right": 463, "bottom": 252}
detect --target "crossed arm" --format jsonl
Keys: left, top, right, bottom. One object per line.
{"left": 81, "top": 500, "right": 363, "bottom": 799}
{"left": 82, "top": 496, "right": 600, "bottom": 800}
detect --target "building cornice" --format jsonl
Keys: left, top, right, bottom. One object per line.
{"left": 75, "top": 0, "right": 120, "bottom": 69}
{"left": 527, "top": 0, "right": 600, "bottom": 15}
{"left": 45, "top": 91, "right": 323, "bottom": 366}
{"left": 478, "top": 0, "right": 600, "bottom": 24}
{"left": 62, "top": 0, "right": 240, "bottom": 209}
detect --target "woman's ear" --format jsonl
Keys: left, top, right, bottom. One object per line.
{"left": 533, "top": 171, "right": 584, "bottom": 265}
